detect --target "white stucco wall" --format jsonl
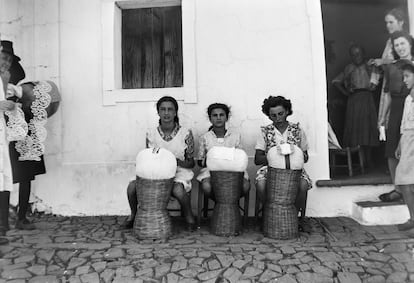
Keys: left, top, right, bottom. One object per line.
{"left": 1, "top": 0, "right": 329, "bottom": 215}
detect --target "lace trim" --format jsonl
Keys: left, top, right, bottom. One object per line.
{"left": 15, "top": 81, "right": 52, "bottom": 161}
{"left": 5, "top": 107, "right": 28, "bottom": 141}
{"left": 158, "top": 123, "right": 180, "bottom": 142}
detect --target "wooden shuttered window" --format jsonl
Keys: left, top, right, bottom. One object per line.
{"left": 122, "top": 6, "right": 183, "bottom": 89}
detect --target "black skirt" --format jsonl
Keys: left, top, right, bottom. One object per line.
{"left": 385, "top": 95, "right": 407, "bottom": 158}
{"left": 9, "top": 142, "right": 46, "bottom": 184}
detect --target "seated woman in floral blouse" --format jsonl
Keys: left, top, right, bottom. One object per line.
{"left": 254, "top": 96, "right": 312, "bottom": 220}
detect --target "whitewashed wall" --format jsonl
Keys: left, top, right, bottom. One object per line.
{"left": 1, "top": 0, "right": 329, "bottom": 215}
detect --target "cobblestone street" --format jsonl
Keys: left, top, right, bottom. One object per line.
{"left": 1, "top": 215, "right": 413, "bottom": 283}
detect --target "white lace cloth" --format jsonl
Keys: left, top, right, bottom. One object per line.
{"left": 5, "top": 107, "right": 28, "bottom": 141}
{"left": 15, "top": 81, "right": 52, "bottom": 161}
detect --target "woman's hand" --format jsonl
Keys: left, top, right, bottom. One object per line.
{"left": 395, "top": 143, "right": 401, "bottom": 160}
{"left": 7, "top": 84, "right": 23, "bottom": 99}
{"left": 368, "top": 58, "right": 383, "bottom": 67}
{"left": 0, "top": 100, "right": 16, "bottom": 111}
{"left": 333, "top": 82, "right": 351, "bottom": 97}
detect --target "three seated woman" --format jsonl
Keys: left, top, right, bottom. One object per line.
{"left": 123, "top": 95, "right": 311, "bottom": 234}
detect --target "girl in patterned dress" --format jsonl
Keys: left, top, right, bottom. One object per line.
{"left": 394, "top": 62, "right": 414, "bottom": 234}
{"left": 254, "top": 96, "right": 312, "bottom": 218}
{"left": 196, "top": 103, "right": 250, "bottom": 200}
{"left": 122, "top": 96, "right": 196, "bottom": 231}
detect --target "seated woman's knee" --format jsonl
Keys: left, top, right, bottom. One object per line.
{"left": 242, "top": 179, "right": 250, "bottom": 196}
{"left": 201, "top": 179, "right": 212, "bottom": 196}
{"left": 172, "top": 183, "right": 186, "bottom": 200}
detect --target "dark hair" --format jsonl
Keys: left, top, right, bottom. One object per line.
{"left": 207, "top": 103, "right": 230, "bottom": 118}
{"left": 261, "top": 95, "right": 293, "bottom": 117}
{"left": 207, "top": 103, "right": 230, "bottom": 131}
{"left": 156, "top": 96, "right": 179, "bottom": 124}
{"left": 348, "top": 43, "right": 365, "bottom": 57}
{"left": 386, "top": 8, "right": 405, "bottom": 23}
{"left": 390, "top": 31, "right": 414, "bottom": 59}
{"left": 401, "top": 61, "right": 414, "bottom": 73}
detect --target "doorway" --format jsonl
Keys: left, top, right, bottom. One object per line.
{"left": 321, "top": 0, "right": 408, "bottom": 180}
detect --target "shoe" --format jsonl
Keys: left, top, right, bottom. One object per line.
{"left": 398, "top": 220, "right": 414, "bottom": 231}
{"left": 15, "top": 219, "right": 35, "bottom": 230}
{"left": 120, "top": 217, "right": 134, "bottom": 229}
{"left": 379, "top": 190, "right": 403, "bottom": 202}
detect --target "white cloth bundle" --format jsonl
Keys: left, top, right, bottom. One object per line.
{"left": 267, "top": 144, "right": 304, "bottom": 170}
{"left": 206, "top": 146, "right": 248, "bottom": 172}
{"left": 136, "top": 147, "right": 177, "bottom": 180}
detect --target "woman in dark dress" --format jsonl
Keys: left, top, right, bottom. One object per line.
{"left": 380, "top": 31, "right": 413, "bottom": 199}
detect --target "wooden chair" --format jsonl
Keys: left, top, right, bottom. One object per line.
{"left": 329, "top": 145, "right": 365, "bottom": 177}
{"left": 197, "top": 181, "right": 250, "bottom": 227}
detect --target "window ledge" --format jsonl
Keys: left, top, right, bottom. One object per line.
{"left": 316, "top": 175, "right": 392, "bottom": 187}
{"left": 101, "top": 0, "right": 197, "bottom": 106}
{"left": 103, "top": 88, "right": 189, "bottom": 105}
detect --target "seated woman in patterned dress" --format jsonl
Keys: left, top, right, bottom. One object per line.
{"left": 254, "top": 96, "right": 312, "bottom": 220}
{"left": 122, "top": 96, "right": 197, "bottom": 232}
{"left": 196, "top": 103, "right": 250, "bottom": 200}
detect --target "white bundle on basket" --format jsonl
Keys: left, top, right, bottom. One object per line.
{"left": 267, "top": 144, "right": 304, "bottom": 170}
{"left": 206, "top": 146, "right": 248, "bottom": 172}
{"left": 136, "top": 148, "right": 177, "bottom": 179}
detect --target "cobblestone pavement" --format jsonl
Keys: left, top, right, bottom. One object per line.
{"left": 1, "top": 215, "right": 414, "bottom": 283}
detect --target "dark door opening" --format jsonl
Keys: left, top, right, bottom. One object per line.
{"left": 321, "top": 0, "right": 408, "bottom": 182}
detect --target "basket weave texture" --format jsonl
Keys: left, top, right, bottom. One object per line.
{"left": 133, "top": 177, "right": 174, "bottom": 240}
{"left": 263, "top": 167, "right": 301, "bottom": 239}
{"left": 210, "top": 171, "right": 243, "bottom": 236}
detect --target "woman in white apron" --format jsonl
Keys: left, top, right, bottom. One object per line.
{"left": 122, "top": 96, "right": 197, "bottom": 231}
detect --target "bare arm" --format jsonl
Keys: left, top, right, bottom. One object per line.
{"left": 333, "top": 81, "right": 351, "bottom": 97}
{"left": 378, "top": 92, "right": 391, "bottom": 127}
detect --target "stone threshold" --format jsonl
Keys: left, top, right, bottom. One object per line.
{"left": 316, "top": 175, "right": 392, "bottom": 187}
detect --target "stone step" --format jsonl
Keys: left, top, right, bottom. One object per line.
{"left": 352, "top": 200, "right": 409, "bottom": 226}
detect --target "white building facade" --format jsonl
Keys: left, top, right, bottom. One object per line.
{"left": 2, "top": 0, "right": 411, "bottom": 220}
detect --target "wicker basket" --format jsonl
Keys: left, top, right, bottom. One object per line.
{"left": 210, "top": 171, "right": 243, "bottom": 236}
{"left": 266, "top": 167, "right": 301, "bottom": 205}
{"left": 263, "top": 202, "right": 298, "bottom": 239}
{"left": 263, "top": 166, "right": 301, "bottom": 239}
{"left": 133, "top": 177, "right": 174, "bottom": 240}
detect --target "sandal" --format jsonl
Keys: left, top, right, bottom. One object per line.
{"left": 379, "top": 190, "right": 403, "bottom": 202}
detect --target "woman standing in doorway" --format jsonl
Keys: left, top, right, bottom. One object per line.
{"left": 368, "top": 8, "right": 405, "bottom": 202}
{"left": 378, "top": 31, "right": 413, "bottom": 202}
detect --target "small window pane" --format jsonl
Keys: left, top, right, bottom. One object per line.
{"left": 122, "top": 6, "right": 183, "bottom": 89}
